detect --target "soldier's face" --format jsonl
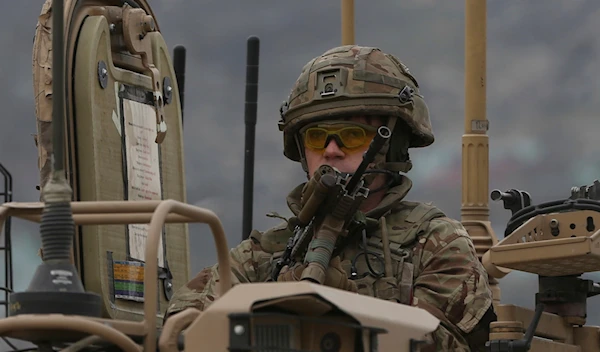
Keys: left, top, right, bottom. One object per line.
{"left": 303, "top": 116, "right": 383, "bottom": 177}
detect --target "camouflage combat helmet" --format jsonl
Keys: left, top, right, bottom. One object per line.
{"left": 278, "top": 45, "right": 434, "bottom": 175}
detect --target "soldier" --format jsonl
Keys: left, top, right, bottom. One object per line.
{"left": 165, "top": 45, "right": 496, "bottom": 351}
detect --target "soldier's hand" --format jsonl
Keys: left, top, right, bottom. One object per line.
{"left": 324, "top": 256, "right": 357, "bottom": 293}
{"left": 277, "top": 262, "right": 305, "bottom": 282}
{"left": 277, "top": 256, "right": 357, "bottom": 293}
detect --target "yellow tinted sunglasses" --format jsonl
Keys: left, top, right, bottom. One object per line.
{"left": 303, "top": 123, "right": 378, "bottom": 151}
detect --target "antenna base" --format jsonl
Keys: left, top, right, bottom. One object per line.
{"left": 8, "top": 261, "right": 102, "bottom": 317}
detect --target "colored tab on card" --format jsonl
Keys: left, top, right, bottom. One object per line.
{"left": 113, "top": 260, "right": 145, "bottom": 302}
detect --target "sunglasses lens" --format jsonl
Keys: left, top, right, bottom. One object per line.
{"left": 305, "top": 128, "right": 329, "bottom": 149}
{"left": 304, "top": 124, "right": 377, "bottom": 151}
{"left": 339, "top": 127, "right": 366, "bottom": 148}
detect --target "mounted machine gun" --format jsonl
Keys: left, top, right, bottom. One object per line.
{"left": 484, "top": 180, "right": 600, "bottom": 351}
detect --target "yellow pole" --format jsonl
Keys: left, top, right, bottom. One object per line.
{"left": 341, "top": 0, "right": 355, "bottom": 45}
{"left": 462, "top": 0, "right": 504, "bottom": 305}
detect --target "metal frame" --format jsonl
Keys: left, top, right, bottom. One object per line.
{"left": 0, "top": 163, "right": 12, "bottom": 316}
{"left": 0, "top": 199, "right": 232, "bottom": 352}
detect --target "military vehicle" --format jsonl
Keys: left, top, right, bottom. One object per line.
{"left": 0, "top": 0, "right": 598, "bottom": 351}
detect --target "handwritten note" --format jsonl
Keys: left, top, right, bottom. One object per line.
{"left": 123, "top": 99, "right": 165, "bottom": 268}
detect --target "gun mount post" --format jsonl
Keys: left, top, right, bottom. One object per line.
{"left": 487, "top": 303, "right": 545, "bottom": 352}
{"left": 462, "top": 0, "right": 503, "bottom": 304}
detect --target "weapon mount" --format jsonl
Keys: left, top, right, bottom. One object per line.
{"left": 484, "top": 179, "right": 600, "bottom": 351}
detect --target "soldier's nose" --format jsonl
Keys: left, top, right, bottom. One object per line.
{"left": 323, "top": 139, "right": 344, "bottom": 159}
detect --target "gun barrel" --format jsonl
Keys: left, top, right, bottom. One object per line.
{"left": 490, "top": 189, "right": 510, "bottom": 202}
{"left": 345, "top": 126, "right": 391, "bottom": 193}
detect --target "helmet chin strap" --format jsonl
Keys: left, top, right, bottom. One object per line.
{"left": 293, "top": 133, "right": 311, "bottom": 177}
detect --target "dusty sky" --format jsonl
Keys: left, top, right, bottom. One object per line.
{"left": 0, "top": 0, "right": 599, "bottom": 340}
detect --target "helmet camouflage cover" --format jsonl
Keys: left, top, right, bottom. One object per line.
{"left": 278, "top": 45, "right": 434, "bottom": 173}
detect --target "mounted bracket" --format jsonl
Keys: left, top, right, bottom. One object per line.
{"left": 122, "top": 6, "right": 167, "bottom": 144}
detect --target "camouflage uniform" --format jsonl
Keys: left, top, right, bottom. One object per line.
{"left": 166, "top": 45, "right": 496, "bottom": 351}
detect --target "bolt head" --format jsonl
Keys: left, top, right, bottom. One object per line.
{"left": 233, "top": 325, "right": 245, "bottom": 335}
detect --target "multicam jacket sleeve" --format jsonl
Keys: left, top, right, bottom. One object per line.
{"left": 411, "top": 217, "right": 495, "bottom": 352}
{"left": 165, "top": 234, "right": 273, "bottom": 318}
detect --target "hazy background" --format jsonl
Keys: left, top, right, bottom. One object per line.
{"left": 0, "top": 0, "right": 599, "bottom": 349}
